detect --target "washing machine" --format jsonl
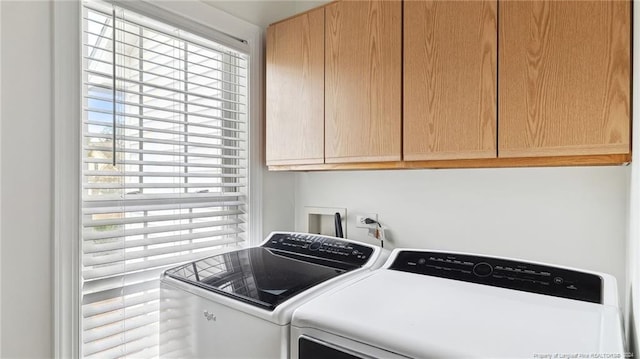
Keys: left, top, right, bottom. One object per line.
{"left": 158, "top": 231, "right": 388, "bottom": 358}
{"left": 291, "top": 249, "right": 625, "bottom": 358}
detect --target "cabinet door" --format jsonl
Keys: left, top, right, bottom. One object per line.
{"left": 499, "top": 1, "right": 630, "bottom": 158}
{"left": 325, "top": 0, "right": 401, "bottom": 163}
{"left": 266, "top": 9, "right": 324, "bottom": 166}
{"left": 404, "top": 1, "right": 497, "bottom": 161}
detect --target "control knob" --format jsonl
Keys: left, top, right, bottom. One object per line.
{"left": 473, "top": 262, "right": 493, "bottom": 277}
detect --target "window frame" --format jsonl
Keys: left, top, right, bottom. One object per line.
{"left": 53, "top": 1, "right": 264, "bottom": 357}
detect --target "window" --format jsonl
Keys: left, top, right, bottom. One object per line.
{"left": 81, "top": 1, "right": 248, "bottom": 357}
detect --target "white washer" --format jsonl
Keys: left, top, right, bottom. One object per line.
{"left": 159, "top": 232, "right": 388, "bottom": 358}
{"left": 291, "top": 249, "right": 625, "bottom": 358}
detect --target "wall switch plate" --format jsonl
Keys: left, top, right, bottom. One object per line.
{"left": 356, "top": 213, "right": 378, "bottom": 229}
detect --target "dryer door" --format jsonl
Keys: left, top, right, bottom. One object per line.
{"left": 291, "top": 327, "right": 409, "bottom": 359}
{"left": 299, "top": 337, "right": 367, "bottom": 359}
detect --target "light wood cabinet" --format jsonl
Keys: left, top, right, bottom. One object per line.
{"left": 498, "top": 0, "right": 630, "bottom": 158}
{"left": 265, "top": 0, "right": 631, "bottom": 171}
{"left": 324, "top": 0, "right": 402, "bottom": 163}
{"left": 404, "top": 0, "right": 497, "bottom": 161}
{"left": 266, "top": 8, "right": 325, "bottom": 166}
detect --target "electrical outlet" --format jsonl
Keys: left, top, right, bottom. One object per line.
{"left": 356, "top": 213, "right": 378, "bottom": 229}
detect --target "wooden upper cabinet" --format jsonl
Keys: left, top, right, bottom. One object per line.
{"left": 266, "top": 8, "right": 325, "bottom": 166}
{"left": 499, "top": 1, "right": 630, "bottom": 158}
{"left": 404, "top": 1, "right": 497, "bottom": 161}
{"left": 325, "top": 0, "right": 402, "bottom": 163}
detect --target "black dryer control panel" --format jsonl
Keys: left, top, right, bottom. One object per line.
{"left": 389, "top": 250, "right": 603, "bottom": 304}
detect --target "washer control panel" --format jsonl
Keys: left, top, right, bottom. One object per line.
{"left": 264, "top": 233, "right": 374, "bottom": 267}
{"left": 389, "top": 251, "right": 602, "bottom": 304}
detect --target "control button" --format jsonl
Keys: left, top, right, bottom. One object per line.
{"left": 418, "top": 258, "right": 426, "bottom": 265}
{"left": 473, "top": 262, "right": 493, "bottom": 277}
{"left": 309, "top": 242, "right": 321, "bottom": 251}
{"left": 553, "top": 277, "right": 564, "bottom": 285}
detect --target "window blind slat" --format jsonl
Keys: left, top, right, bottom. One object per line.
{"left": 84, "top": 118, "right": 246, "bottom": 143}
{"left": 83, "top": 217, "right": 243, "bottom": 241}
{"left": 83, "top": 76, "right": 246, "bottom": 106}
{"left": 84, "top": 2, "right": 247, "bottom": 61}
{"left": 83, "top": 182, "right": 245, "bottom": 190}
{"left": 85, "top": 66, "right": 247, "bottom": 97}
{"left": 84, "top": 170, "right": 244, "bottom": 178}
{"left": 83, "top": 275, "right": 163, "bottom": 307}
{"left": 83, "top": 302, "right": 159, "bottom": 342}
{"left": 84, "top": 81, "right": 245, "bottom": 114}
{"left": 84, "top": 27, "right": 246, "bottom": 70}
{"left": 83, "top": 321, "right": 158, "bottom": 357}
{"left": 84, "top": 146, "right": 245, "bottom": 160}
{"left": 82, "top": 238, "right": 243, "bottom": 281}
{"left": 84, "top": 209, "right": 243, "bottom": 227}
{"left": 81, "top": 245, "right": 242, "bottom": 304}
{"left": 82, "top": 200, "right": 243, "bottom": 215}
{"left": 85, "top": 102, "right": 244, "bottom": 125}
{"left": 84, "top": 302, "right": 157, "bottom": 334}
{"left": 82, "top": 101, "right": 245, "bottom": 131}
{"left": 85, "top": 87, "right": 244, "bottom": 113}
{"left": 85, "top": 79, "right": 245, "bottom": 108}
{"left": 83, "top": 235, "right": 244, "bottom": 266}
{"left": 83, "top": 158, "right": 243, "bottom": 170}
{"left": 85, "top": 62, "right": 246, "bottom": 99}
{"left": 84, "top": 233, "right": 244, "bottom": 256}
{"left": 83, "top": 133, "right": 244, "bottom": 151}
{"left": 84, "top": 78, "right": 245, "bottom": 112}
{"left": 84, "top": 26, "right": 246, "bottom": 70}
{"left": 83, "top": 192, "right": 243, "bottom": 203}
{"left": 86, "top": 33, "right": 247, "bottom": 80}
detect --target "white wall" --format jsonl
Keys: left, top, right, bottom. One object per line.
{"left": 295, "top": 166, "right": 630, "bottom": 303}
{"left": 0, "top": 1, "right": 53, "bottom": 357}
{"left": 262, "top": 171, "right": 296, "bottom": 237}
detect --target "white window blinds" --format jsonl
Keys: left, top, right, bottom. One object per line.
{"left": 81, "top": 1, "right": 249, "bottom": 357}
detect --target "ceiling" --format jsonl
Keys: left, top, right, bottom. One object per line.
{"left": 202, "top": 0, "right": 330, "bottom": 28}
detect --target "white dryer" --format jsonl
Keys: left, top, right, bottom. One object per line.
{"left": 291, "top": 249, "right": 625, "bottom": 358}
{"left": 159, "top": 232, "right": 388, "bottom": 358}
